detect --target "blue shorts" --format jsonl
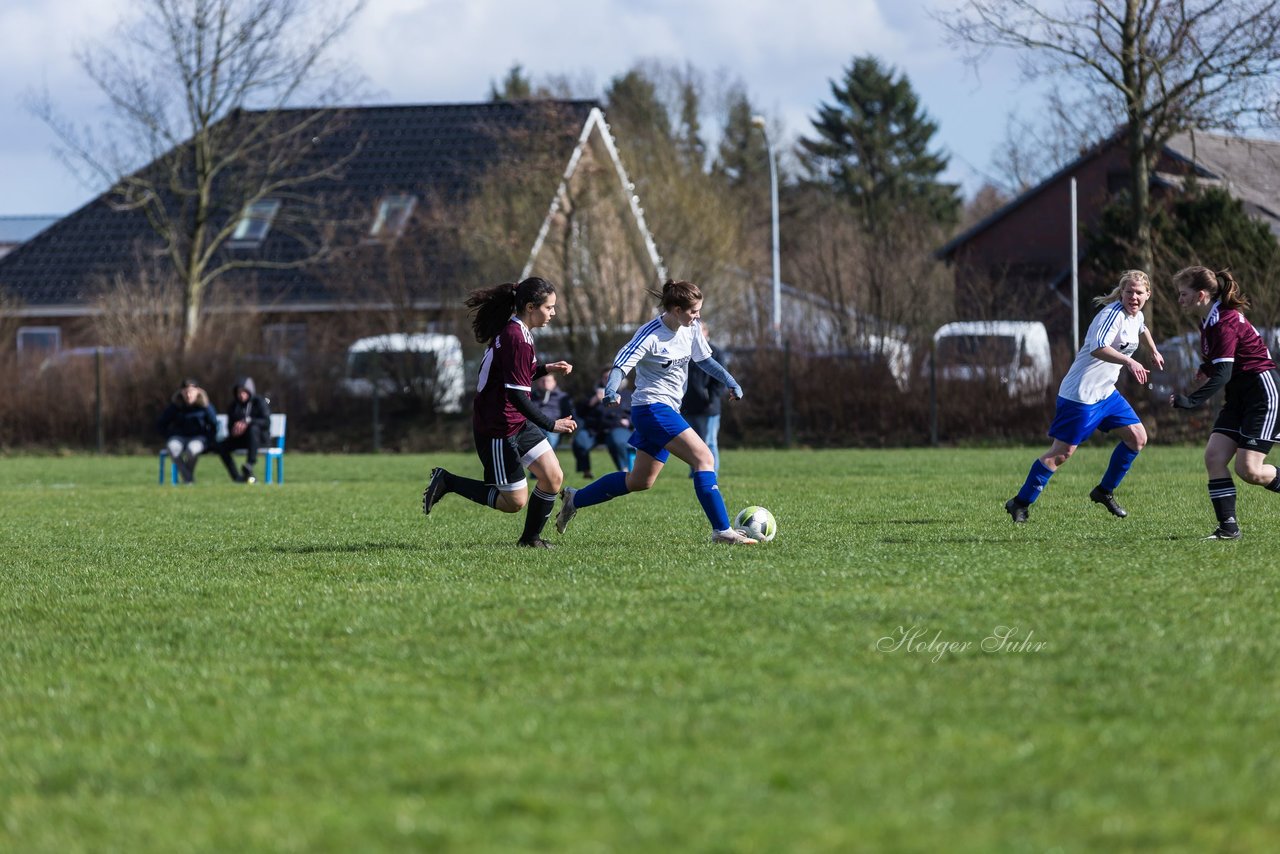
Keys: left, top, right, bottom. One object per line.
{"left": 1048, "top": 392, "right": 1139, "bottom": 446}
{"left": 629, "top": 403, "right": 691, "bottom": 464}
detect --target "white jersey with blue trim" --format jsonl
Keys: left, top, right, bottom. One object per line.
{"left": 1057, "top": 301, "right": 1146, "bottom": 404}
{"left": 613, "top": 315, "right": 713, "bottom": 410}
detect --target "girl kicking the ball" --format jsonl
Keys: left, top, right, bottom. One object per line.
{"left": 1004, "top": 270, "right": 1164, "bottom": 523}
{"left": 554, "top": 279, "right": 756, "bottom": 544}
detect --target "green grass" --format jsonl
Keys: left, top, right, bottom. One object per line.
{"left": 3, "top": 447, "right": 1279, "bottom": 852}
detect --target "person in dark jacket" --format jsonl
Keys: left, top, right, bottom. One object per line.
{"left": 217, "top": 376, "right": 272, "bottom": 483}
{"left": 532, "top": 373, "right": 574, "bottom": 450}
{"left": 157, "top": 378, "right": 218, "bottom": 484}
{"left": 572, "top": 367, "right": 634, "bottom": 479}
{"left": 681, "top": 322, "right": 727, "bottom": 473}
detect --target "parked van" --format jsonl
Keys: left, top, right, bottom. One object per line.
{"left": 340, "top": 333, "right": 465, "bottom": 413}
{"left": 933, "top": 321, "right": 1052, "bottom": 400}
{"left": 1148, "top": 325, "right": 1280, "bottom": 402}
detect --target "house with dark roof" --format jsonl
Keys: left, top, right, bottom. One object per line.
{"left": 0, "top": 100, "right": 664, "bottom": 359}
{"left": 936, "top": 130, "right": 1280, "bottom": 338}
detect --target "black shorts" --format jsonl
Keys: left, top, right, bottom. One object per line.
{"left": 1212, "top": 369, "right": 1280, "bottom": 453}
{"left": 474, "top": 421, "right": 552, "bottom": 492}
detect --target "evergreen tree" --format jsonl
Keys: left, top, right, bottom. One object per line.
{"left": 604, "top": 70, "right": 674, "bottom": 144}
{"left": 675, "top": 78, "right": 706, "bottom": 173}
{"left": 799, "top": 55, "right": 959, "bottom": 231}
{"left": 490, "top": 64, "right": 535, "bottom": 101}
{"left": 712, "top": 88, "right": 771, "bottom": 196}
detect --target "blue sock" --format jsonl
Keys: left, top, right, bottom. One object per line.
{"left": 693, "top": 470, "right": 731, "bottom": 530}
{"left": 1016, "top": 460, "right": 1054, "bottom": 506}
{"left": 573, "top": 470, "right": 629, "bottom": 509}
{"left": 1099, "top": 442, "right": 1139, "bottom": 492}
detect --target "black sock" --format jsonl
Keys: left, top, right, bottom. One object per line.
{"left": 1208, "top": 477, "right": 1239, "bottom": 530}
{"left": 444, "top": 471, "right": 497, "bottom": 508}
{"left": 1267, "top": 474, "right": 1280, "bottom": 493}
{"left": 520, "top": 487, "right": 557, "bottom": 542}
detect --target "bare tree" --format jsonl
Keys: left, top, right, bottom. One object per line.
{"left": 31, "top": 0, "right": 366, "bottom": 356}
{"left": 788, "top": 187, "right": 952, "bottom": 356}
{"left": 940, "top": 0, "right": 1280, "bottom": 273}
{"left": 604, "top": 62, "right": 752, "bottom": 314}
{"left": 992, "top": 102, "right": 1095, "bottom": 194}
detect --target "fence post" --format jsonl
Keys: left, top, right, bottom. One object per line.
{"left": 929, "top": 342, "right": 938, "bottom": 447}
{"left": 95, "top": 346, "right": 105, "bottom": 453}
{"left": 372, "top": 379, "right": 382, "bottom": 453}
{"left": 782, "top": 339, "right": 793, "bottom": 448}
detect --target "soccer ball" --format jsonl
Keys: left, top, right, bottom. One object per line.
{"left": 734, "top": 505, "right": 777, "bottom": 542}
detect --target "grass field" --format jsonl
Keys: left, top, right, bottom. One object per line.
{"left": 3, "top": 447, "right": 1280, "bottom": 852}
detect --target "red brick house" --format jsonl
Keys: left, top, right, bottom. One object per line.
{"left": 937, "top": 130, "right": 1280, "bottom": 340}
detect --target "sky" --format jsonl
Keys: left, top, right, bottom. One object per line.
{"left": 0, "top": 0, "right": 1041, "bottom": 218}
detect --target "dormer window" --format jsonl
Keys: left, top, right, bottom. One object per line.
{"left": 370, "top": 193, "right": 417, "bottom": 238}
{"left": 231, "top": 199, "right": 281, "bottom": 246}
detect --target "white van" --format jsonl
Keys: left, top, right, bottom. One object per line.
{"left": 340, "top": 333, "right": 465, "bottom": 413}
{"left": 933, "top": 321, "right": 1052, "bottom": 400}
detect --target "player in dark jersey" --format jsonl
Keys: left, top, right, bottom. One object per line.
{"left": 1170, "top": 266, "right": 1280, "bottom": 540}
{"left": 420, "top": 277, "right": 577, "bottom": 548}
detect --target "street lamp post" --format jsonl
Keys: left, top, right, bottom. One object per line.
{"left": 751, "top": 115, "right": 782, "bottom": 349}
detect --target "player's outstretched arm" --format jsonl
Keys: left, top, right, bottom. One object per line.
{"left": 693, "top": 356, "right": 742, "bottom": 400}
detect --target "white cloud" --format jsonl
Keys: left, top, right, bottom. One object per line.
{"left": 0, "top": 0, "right": 1036, "bottom": 214}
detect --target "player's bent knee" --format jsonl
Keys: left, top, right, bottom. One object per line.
{"left": 1235, "top": 462, "right": 1269, "bottom": 485}
{"left": 495, "top": 493, "right": 527, "bottom": 513}
{"left": 625, "top": 472, "right": 654, "bottom": 492}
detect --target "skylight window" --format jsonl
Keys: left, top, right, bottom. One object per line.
{"left": 369, "top": 194, "right": 417, "bottom": 238}
{"left": 231, "top": 199, "right": 281, "bottom": 245}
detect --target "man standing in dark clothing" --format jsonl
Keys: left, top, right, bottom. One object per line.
{"left": 218, "top": 376, "right": 271, "bottom": 483}
{"left": 681, "top": 322, "right": 726, "bottom": 473}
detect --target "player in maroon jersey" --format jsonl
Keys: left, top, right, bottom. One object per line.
{"left": 421, "top": 277, "right": 577, "bottom": 548}
{"left": 1170, "top": 266, "right": 1280, "bottom": 539}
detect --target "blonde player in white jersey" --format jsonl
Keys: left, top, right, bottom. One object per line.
{"left": 555, "top": 279, "right": 756, "bottom": 544}
{"left": 1005, "top": 270, "right": 1165, "bottom": 523}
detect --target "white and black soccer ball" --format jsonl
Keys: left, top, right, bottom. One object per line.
{"left": 734, "top": 505, "right": 777, "bottom": 542}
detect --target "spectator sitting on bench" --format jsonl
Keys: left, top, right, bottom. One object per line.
{"left": 532, "top": 373, "right": 575, "bottom": 450}
{"left": 218, "top": 376, "right": 271, "bottom": 483}
{"left": 157, "top": 378, "right": 218, "bottom": 484}
{"left": 572, "top": 367, "right": 633, "bottom": 479}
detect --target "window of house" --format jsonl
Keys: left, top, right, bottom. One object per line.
{"left": 17, "top": 326, "right": 61, "bottom": 362}
{"left": 231, "top": 199, "right": 281, "bottom": 246}
{"left": 369, "top": 193, "right": 417, "bottom": 238}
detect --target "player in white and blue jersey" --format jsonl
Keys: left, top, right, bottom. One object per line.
{"left": 555, "top": 279, "right": 757, "bottom": 544}
{"left": 1005, "top": 270, "right": 1165, "bottom": 523}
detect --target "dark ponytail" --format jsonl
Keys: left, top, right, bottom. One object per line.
{"left": 465, "top": 277, "right": 557, "bottom": 342}
{"left": 1216, "top": 269, "right": 1249, "bottom": 311}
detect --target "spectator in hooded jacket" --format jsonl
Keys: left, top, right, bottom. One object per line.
{"left": 157, "top": 378, "right": 218, "bottom": 484}
{"left": 217, "top": 376, "right": 272, "bottom": 483}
